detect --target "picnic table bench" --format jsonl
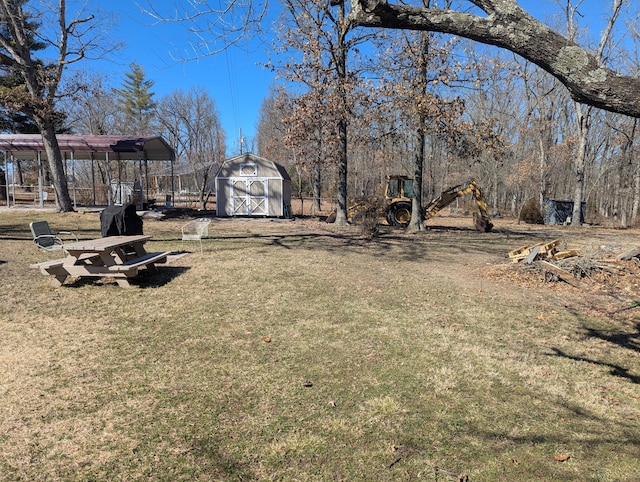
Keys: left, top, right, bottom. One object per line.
{"left": 31, "top": 235, "right": 169, "bottom": 287}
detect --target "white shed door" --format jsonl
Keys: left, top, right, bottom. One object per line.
{"left": 231, "top": 179, "right": 268, "bottom": 216}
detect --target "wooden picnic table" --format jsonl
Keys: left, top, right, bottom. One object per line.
{"left": 31, "top": 235, "right": 169, "bottom": 287}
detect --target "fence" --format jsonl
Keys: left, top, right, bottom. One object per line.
{"left": 1, "top": 185, "right": 336, "bottom": 217}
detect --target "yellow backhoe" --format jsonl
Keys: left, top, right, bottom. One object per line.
{"left": 383, "top": 175, "right": 493, "bottom": 232}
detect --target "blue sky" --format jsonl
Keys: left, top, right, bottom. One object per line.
{"left": 85, "top": 1, "right": 279, "bottom": 155}
{"left": 83, "top": 1, "right": 609, "bottom": 156}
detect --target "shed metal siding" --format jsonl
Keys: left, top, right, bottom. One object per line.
{"left": 215, "top": 153, "right": 291, "bottom": 218}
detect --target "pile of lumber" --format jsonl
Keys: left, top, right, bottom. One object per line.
{"left": 508, "top": 240, "right": 640, "bottom": 289}
{"left": 508, "top": 240, "right": 578, "bottom": 264}
{"left": 508, "top": 240, "right": 586, "bottom": 288}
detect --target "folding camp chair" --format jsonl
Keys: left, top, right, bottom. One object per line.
{"left": 181, "top": 218, "right": 212, "bottom": 253}
{"left": 29, "top": 220, "right": 78, "bottom": 252}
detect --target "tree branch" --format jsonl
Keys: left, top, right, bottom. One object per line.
{"left": 347, "top": 0, "right": 640, "bottom": 118}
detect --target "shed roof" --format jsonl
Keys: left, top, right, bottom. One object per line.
{"left": 220, "top": 153, "right": 291, "bottom": 181}
{"left": 0, "top": 134, "right": 175, "bottom": 161}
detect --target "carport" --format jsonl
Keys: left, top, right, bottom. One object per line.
{"left": 0, "top": 134, "right": 175, "bottom": 208}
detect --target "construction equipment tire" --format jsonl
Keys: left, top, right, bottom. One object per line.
{"left": 387, "top": 202, "right": 412, "bottom": 227}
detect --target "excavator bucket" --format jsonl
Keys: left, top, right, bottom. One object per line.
{"left": 473, "top": 212, "right": 493, "bottom": 232}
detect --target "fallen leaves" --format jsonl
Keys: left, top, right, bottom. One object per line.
{"left": 554, "top": 453, "right": 571, "bottom": 462}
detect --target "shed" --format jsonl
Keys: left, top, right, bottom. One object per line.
{"left": 215, "top": 153, "right": 291, "bottom": 218}
{"left": 542, "top": 198, "right": 586, "bottom": 225}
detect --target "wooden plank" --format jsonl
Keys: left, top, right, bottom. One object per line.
{"left": 63, "top": 235, "right": 151, "bottom": 252}
{"left": 552, "top": 250, "right": 579, "bottom": 260}
{"left": 30, "top": 259, "right": 69, "bottom": 285}
{"left": 509, "top": 245, "right": 531, "bottom": 261}
{"left": 523, "top": 245, "right": 541, "bottom": 264}
{"left": 539, "top": 260, "right": 589, "bottom": 289}
{"left": 616, "top": 246, "right": 640, "bottom": 261}
{"left": 108, "top": 251, "right": 168, "bottom": 272}
{"left": 509, "top": 239, "right": 561, "bottom": 262}
{"left": 538, "top": 239, "right": 559, "bottom": 255}
{"left": 30, "top": 259, "right": 65, "bottom": 270}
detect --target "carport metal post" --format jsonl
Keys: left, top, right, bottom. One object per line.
{"left": 37, "top": 151, "right": 44, "bottom": 208}
{"left": 65, "top": 151, "right": 77, "bottom": 209}
{"left": 171, "top": 149, "right": 175, "bottom": 207}
{"left": 106, "top": 152, "right": 112, "bottom": 206}
{"left": 71, "top": 151, "right": 77, "bottom": 209}
{"left": 144, "top": 153, "right": 149, "bottom": 206}
{"left": 90, "top": 153, "right": 96, "bottom": 206}
{"left": 9, "top": 154, "right": 16, "bottom": 207}
{"left": 138, "top": 154, "right": 143, "bottom": 210}
{"left": 3, "top": 151, "right": 9, "bottom": 208}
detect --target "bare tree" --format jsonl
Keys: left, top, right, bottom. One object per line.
{"left": 145, "top": 0, "right": 639, "bottom": 121}
{"left": 157, "top": 87, "right": 226, "bottom": 210}
{"left": 0, "top": 0, "right": 117, "bottom": 211}
{"left": 273, "top": 0, "right": 336, "bottom": 215}
{"left": 139, "top": 0, "right": 268, "bottom": 59}
{"left": 256, "top": 86, "right": 291, "bottom": 162}
{"left": 60, "top": 71, "right": 123, "bottom": 135}
{"left": 274, "top": 0, "right": 375, "bottom": 225}
{"left": 338, "top": 0, "right": 640, "bottom": 118}
{"left": 563, "top": 0, "right": 625, "bottom": 226}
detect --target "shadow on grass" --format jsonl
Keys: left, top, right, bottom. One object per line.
{"left": 209, "top": 231, "right": 401, "bottom": 253}
{"left": 3, "top": 213, "right": 550, "bottom": 266}
{"left": 65, "top": 266, "right": 190, "bottom": 289}
{"left": 135, "top": 266, "right": 191, "bottom": 288}
{"left": 459, "top": 385, "right": 640, "bottom": 447}
{"left": 549, "top": 321, "right": 640, "bottom": 385}
{"left": 584, "top": 322, "right": 640, "bottom": 353}
{"left": 549, "top": 347, "right": 640, "bottom": 384}
{"left": 204, "top": 224, "right": 514, "bottom": 263}
{"left": 187, "top": 434, "right": 256, "bottom": 480}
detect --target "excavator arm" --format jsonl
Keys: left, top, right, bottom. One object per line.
{"left": 423, "top": 179, "right": 493, "bottom": 232}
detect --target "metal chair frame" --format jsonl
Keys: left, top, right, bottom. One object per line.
{"left": 181, "top": 218, "right": 212, "bottom": 253}
{"left": 30, "top": 221, "right": 78, "bottom": 252}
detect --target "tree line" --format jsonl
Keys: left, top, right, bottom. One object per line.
{"left": 256, "top": 0, "right": 640, "bottom": 228}
{"left": 2, "top": 0, "right": 640, "bottom": 229}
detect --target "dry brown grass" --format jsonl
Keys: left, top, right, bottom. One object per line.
{"left": 1, "top": 209, "right": 639, "bottom": 481}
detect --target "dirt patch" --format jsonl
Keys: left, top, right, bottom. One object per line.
{"left": 463, "top": 216, "right": 640, "bottom": 323}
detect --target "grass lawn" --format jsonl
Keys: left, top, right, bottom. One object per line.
{"left": 1, "top": 209, "right": 639, "bottom": 481}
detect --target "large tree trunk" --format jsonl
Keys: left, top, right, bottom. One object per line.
{"left": 312, "top": 161, "right": 322, "bottom": 214}
{"left": 333, "top": 2, "right": 350, "bottom": 226}
{"left": 38, "top": 120, "right": 74, "bottom": 212}
{"left": 627, "top": 119, "right": 639, "bottom": 225}
{"left": 409, "top": 124, "right": 425, "bottom": 232}
{"left": 335, "top": 117, "right": 349, "bottom": 225}
{"left": 571, "top": 104, "right": 591, "bottom": 226}
{"left": 633, "top": 163, "right": 640, "bottom": 225}
{"left": 346, "top": 0, "right": 640, "bottom": 118}
{"left": 409, "top": 29, "right": 429, "bottom": 233}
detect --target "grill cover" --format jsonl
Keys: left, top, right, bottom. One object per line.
{"left": 100, "top": 204, "right": 143, "bottom": 237}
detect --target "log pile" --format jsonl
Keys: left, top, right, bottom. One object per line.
{"left": 507, "top": 240, "right": 640, "bottom": 290}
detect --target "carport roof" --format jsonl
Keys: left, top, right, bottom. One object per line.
{"left": 0, "top": 134, "right": 175, "bottom": 161}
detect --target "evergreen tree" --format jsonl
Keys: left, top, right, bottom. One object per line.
{"left": 0, "top": 2, "right": 43, "bottom": 134}
{"left": 115, "top": 62, "right": 157, "bottom": 134}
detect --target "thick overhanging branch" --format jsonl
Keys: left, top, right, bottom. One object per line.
{"left": 346, "top": 0, "right": 640, "bottom": 118}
